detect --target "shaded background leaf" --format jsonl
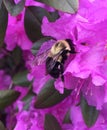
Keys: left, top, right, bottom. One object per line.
{"left": 0, "top": 0, "right": 3, "bottom": 8}
{"left": 49, "top": 10, "right": 59, "bottom": 21}
{"left": 0, "top": 121, "right": 6, "bottom": 130}
{"left": 35, "top": 79, "right": 72, "bottom": 108}
{"left": 13, "top": 71, "right": 31, "bottom": 87}
{"left": 0, "top": 2, "right": 8, "bottom": 48}
{"left": 3, "top": 0, "right": 25, "bottom": 16}
{"left": 63, "top": 109, "right": 72, "bottom": 124}
{"left": 0, "top": 90, "right": 20, "bottom": 110}
{"left": 80, "top": 96, "right": 99, "bottom": 127}
{"left": 22, "top": 88, "right": 36, "bottom": 110}
{"left": 24, "top": 6, "right": 47, "bottom": 42}
{"left": 11, "top": 47, "right": 22, "bottom": 67}
{"left": 36, "top": 0, "right": 79, "bottom": 14}
{"left": 44, "top": 114, "right": 62, "bottom": 130}
{"left": 0, "top": 47, "right": 25, "bottom": 76}
{"left": 0, "top": 111, "right": 7, "bottom": 127}
{"left": 24, "top": 6, "right": 59, "bottom": 42}
{"left": 31, "top": 37, "right": 52, "bottom": 55}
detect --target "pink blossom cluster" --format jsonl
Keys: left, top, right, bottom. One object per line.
{"left": 41, "top": 0, "right": 107, "bottom": 108}
{"left": 1, "top": 0, "right": 107, "bottom": 130}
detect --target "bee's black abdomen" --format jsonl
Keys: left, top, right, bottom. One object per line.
{"left": 46, "top": 57, "right": 62, "bottom": 78}
{"left": 49, "top": 62, "right": 60, "bottom": 78}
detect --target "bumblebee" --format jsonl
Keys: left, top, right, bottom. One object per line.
{"left": 46, "top": 39, "right": 76, "bottom": 80}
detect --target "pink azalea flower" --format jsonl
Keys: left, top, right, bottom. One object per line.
{"left": 65, "top": 42, "right": 107, "bottom": 86}
{"left": 24, "top": 40, "right": 56, "bottom": 94}
{"left": 40, "top": 1, "right": 107, "bottom": 118}
{"left": 14, "top": 92, "right": 73, "bottom": 130}
{"left": 23, "top": 50, "right": 51, "bottom": 94}
{"left": 70, "top": 105, "right": 107, "bottom": 130}
{"left": 81, "top": 77, "right": 107, "bottom": 110}
{"left": 78, "top": 0, "right": 107, "bottom": 24}
{"left": 5, "top": 0, "right": 55, "bottom": 51}
{"left": 5, "top": 13, "right": 32, "bottom": 51}
{"left": 42, "top": 16, "right": 76, "bottom": 40}
{"left": 62, "top": 124, "right": 73, "bottom": 130}
{"left": 14, "top": 110, "right": 44, "bottom": 130}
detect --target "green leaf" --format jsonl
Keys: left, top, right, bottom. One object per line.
{"left": 0, "top": 90, "right": 20, "bottom": 110}
{"left": 80, "top": 96, "right": 99, "bottom": 127}
{"left": 34, "top": 79, "right": 72, "bottom": 108}
{"left": 0, "top": 2, "right": 8, "bottom": 48}
{"left": 36, "top": 0, "right": 79, "bottom": 14}
{"left": 13, "top": 71, "right": 31, "bottom": 87}
{"left": 0, "top": 0, "right": 3, "bottom": 8}
{"left": 3, "top": 0, "right": 25, "bottom": 16}
{"left": 24, "top": 6, "right": 46, "bottom": 42}
{"left": 11, "top": 47, "right": 22, "bottom": 66}
{"left": 0, "top": 121, "right": 6, "bottom": 130}
{"left": 49, "top": 11, "right": 60, "bottom": 22}
{"left": 63, "top": 109, "right": 72, "bottom": 124}
{"left": 31, "top": 37, "right": 52, "bottom": 55}
{"left": 22, "top": 89, "right": 36, "bottom": 110}
{"left": 24, "top": 6, "right": 59, "bottom": 42}
{"left": 44, "top": 114, "right": 62, "bottom": 130}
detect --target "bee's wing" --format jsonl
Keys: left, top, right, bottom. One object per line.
{"left": 31, "top": 39, "right": 56, "bottom": 66}
{"left": 32, "top": 47, "right": 63, "bottom": 66}
{"left": 32, "top": 49, "right": 50, "bottom": 66}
